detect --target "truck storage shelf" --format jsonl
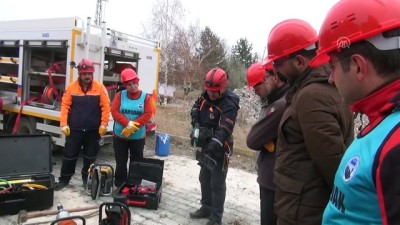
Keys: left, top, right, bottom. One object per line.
{"left": 0, "top": 75, "right": 18, "bottom": 84}
{"left": 28, "top": 71, "right": 66, "bottom": 77}
{"left": 0, "top": 95, "right": 15, "bottom": 105}
{"left": 28, "top": 102, "right": 58, "bottom": 110}
{"left": 0, "top": 56, "right": 19, "bottom": 65}
{"left": 103, "top": 76, "right": 120, "bottom": 82}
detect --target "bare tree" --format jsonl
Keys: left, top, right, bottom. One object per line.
{"left": 142, "top": 0, "right": 229, "bottom": 101}
{"left": 143, "top": 0, "right": 186, "bottom": 105}
{"left": 170, "top": 24, "right": 228, "bottom": 98}
{"left": 168, "top": 22, "right": 203, "bottom": 99}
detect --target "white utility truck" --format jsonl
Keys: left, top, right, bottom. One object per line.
{"left": 0, "top": 17, "right": 160, "bottom": 147}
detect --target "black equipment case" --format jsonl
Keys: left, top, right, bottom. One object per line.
{"left": 0, "top": 134, "right": 54, "bottom": 215}
{"left": 113, "top": 158, "right": 164, "bottom": 210}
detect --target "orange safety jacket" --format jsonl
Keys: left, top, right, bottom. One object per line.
{"left": 60, "top": 80, "right": 110, "bottom": 131}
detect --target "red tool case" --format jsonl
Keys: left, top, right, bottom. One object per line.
{"left": 113, "top": 158, "right": 164, "bottom": 210}
{"left": 0, "top": 134, "right": 55, "bottom": 215}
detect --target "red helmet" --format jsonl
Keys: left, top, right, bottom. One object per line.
{"left": 204, "top": 68, "right": 228, "bottom": 91}
{"left": 77, "top": 58, "right": 95, "bottom": 74}
{"left": 246, "top": 62, "right": 266, "bottom": 88}
{"left": 310, "top": 0, "right": 400, "bottom": 67}
{"left": 121, "top": 68, "right": 139, "bottom": 83}
{"left": 264, "top": 19, "right": 318, "bottom": 66}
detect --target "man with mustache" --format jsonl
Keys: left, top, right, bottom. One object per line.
{"left": 56, "top": 58, "right": 110, "bottom": 191}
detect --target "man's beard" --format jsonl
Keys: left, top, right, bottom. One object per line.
{"left": 282, "top": 70, "right": 299, "bottom": 85}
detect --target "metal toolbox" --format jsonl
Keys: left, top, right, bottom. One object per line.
{"left": 0, "top": 134, "right": 54, "bottom": 215}
{"left": 113, "top": 158, "right": 164, "bottom": 210}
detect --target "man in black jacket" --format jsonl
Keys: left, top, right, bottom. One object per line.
{"left": 189, "top": 68, "right": 240, "bottom": 225}
{"left": 246, "top": 62, "right": 289, "bottom": 225}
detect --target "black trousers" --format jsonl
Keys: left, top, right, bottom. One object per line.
{"left": 260, "top": 186, "right": 277, "bottom": 225}
{"left": 199, "top": 156, "right": 227, "bottom": 224}
{"left": 113, "top": 137, "right": 145, "bottom": 187}
{"left": 59, "top": 130, "right": 100, "bottom": 183}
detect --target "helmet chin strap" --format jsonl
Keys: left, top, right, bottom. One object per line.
{"left": 214, "top": 90, "right": 223, "bottom": 100}
{"left": 218, "top": 90, "right": 224, "bottom": 98}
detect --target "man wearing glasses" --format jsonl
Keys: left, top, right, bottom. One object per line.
{"left": 264, "top": 19, "right": 354, "bottom": 225}
{"left": 57, "top": 58, "right": 110, "bottom": 191}
{"left": 311, "top": 0, "right": 400, "bottom": 224}
{"left": 246, "top": 62, "right": 289, "bottom": 225}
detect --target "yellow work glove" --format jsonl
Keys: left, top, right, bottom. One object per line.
{"left": 61, "top": 125, "right": 70, "bottom": 136}
{"left": 121, "top": 121, "right": 140, "bottom": 138}
{"left": 99, "top": 125, "right": 107, "bottom": 136}
{"left": 264, "top": 141, "right": 275, "bottom": 153}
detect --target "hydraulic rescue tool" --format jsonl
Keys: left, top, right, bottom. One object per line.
{"left": 49, "top": 203, "right": 86, "bottom": 225}
{"left": 86, "top": 164, "right": 114, "bottom": 200}
{"left": 99, "top": 202, "right": 131, "bottom": 225}
{"left": 192, "top": 126, "right": 217, "bottom": 171}
{"left": 18, "top": 205, "right": 98, "bottom": 224}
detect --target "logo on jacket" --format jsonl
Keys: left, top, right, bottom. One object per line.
{"left": 138, "top": 103, "right": 143, "bottom": 109}
{"left": 209, "top": 113, "right": 214, "bottom": 119}
{"left": 266, "top": 107, "right": 275, "bottom": 117}
{"left": 343, "top": 156, "right": 359, "bottom": 182}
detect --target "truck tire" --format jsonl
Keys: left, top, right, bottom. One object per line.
{"left": 18, "top": 117, "right": 36, "bottom": 134}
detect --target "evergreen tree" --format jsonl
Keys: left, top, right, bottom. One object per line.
{"left": 231, "top": 38, "right": 256, "bottom": 68}
{"left": 196, "top": 26, "right": 227, "bottom": 73}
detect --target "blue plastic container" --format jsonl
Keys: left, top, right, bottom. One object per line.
{"left": 155, "top": 133, "right": 170, "bottom": 156}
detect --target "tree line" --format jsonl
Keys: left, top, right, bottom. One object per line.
{"left": 142, "top": 0, "right": 259, "bottom": 95}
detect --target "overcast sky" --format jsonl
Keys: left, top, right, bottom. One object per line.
{"left": 0, "top": 0, "right": 339, "bottom": 59}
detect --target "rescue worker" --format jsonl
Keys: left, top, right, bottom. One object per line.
{"left": 245, "top": 62, "right": 289, "bottom": 225}
{"left": 264, "top": 19, "right": 354, "bottom": 225}
{"left": 56, "top": 58, "right": 110, "bottom": 191}
{"left": 310, "top": 0, "right": 400, "bottom": 224}
{"left": 111, "top": 68, "right": 153, "bottom": 187}
{"left": 189, "top": 68, "right": 240, "bottom": 225}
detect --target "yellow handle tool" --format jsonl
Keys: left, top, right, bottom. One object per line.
{"left": 0, "top": 179, "right": 33, "bottom": 186}
{"left": 22, "top": 183, "right": 48, "bottom": 190}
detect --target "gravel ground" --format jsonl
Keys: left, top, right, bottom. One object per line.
{"left": 0, "top": 134, "right": 260, "bottom": 225}
{"left": 146, "top": 134, "right": 258, "bottom": 174}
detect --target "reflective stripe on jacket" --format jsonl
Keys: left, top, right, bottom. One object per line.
{"left": 60, "top": 79, "right": 110, "bottom": 130}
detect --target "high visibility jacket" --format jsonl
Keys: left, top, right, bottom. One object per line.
{"left": 60, "top": 79, "right": 110, "bottom": 131}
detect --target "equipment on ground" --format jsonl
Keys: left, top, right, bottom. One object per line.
{"left": 86, "top": 164, "right": 114, "bottom": 200}
{"left": 0, "top": 135, "right": 55, "bottom": 216}
{"left": 113, "top": 158, "right": 164, "bottom": 210}
{"left": 50, "top": 203, "right": 81, "bottom": 225}
{"left": 18, "top": 205, "right": 98, "bottom": 224}
{"left": 99, "top": 202, "right": 131, "bottom": 225}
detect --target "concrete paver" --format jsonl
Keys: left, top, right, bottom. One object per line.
{"left": 0, "top": 145, "right": 260, "bottom": 225}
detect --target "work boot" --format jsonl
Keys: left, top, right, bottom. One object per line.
{"left": 55, "top": 181, "right": 69, "bottom": 191}
{"left": 206, "top": 221, "right": 221, "bottom": 225}
{"left": 189, "top": 209, "right": 210, "bottom": 219}
{"left": 82, "top": 174, "right": 88, "bottom": 187}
